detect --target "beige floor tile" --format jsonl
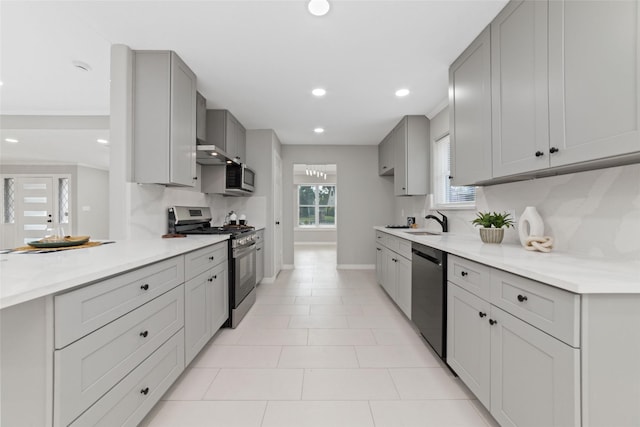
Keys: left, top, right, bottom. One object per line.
{"left": 389, "top": 368, "right": 475, "bottom": 399}
{"left": 235, "top": 328, "right": 309, "bottom": 345}
{"left": 310, "top": 304, "right": 364, "bottom": 316}
{"left": 141, "top": 401, "right": 267, "bottom": 427}
{"left": 278, "top": 346, "right": 358, "bottom": 368}
{"left": 255, "top": 295, "right": 296, "bottom": 304}
{"left": 204, "top": 368, "right": 304, "bottom": 400}
{"left": 262, "top": 401, "right": 374, "bottom": 427}
{"left": 308, "top": 329, "right": 377, "bottom": 346}
{"left": 249, "top": 303, "right": 311, "bottom": 316}
{"left": 257, "top": 287, "right": 313, "bottom": 297}
{"left": 161, "top": 368, "right": 219, "bottom": 401}
{"left": 236, "top": 314, "right": 291, "bottom": 329}
{"left": 302, "top": 368, "right": 400, "bottom": 400}
{"left": 370, "top": 400, "right": 490, "bottom": 427}
{"left": 289, "top": 315, "right": 349, "bottom": 329}
{"left": 295, "top": 295, "right": 343, "bottom": 305}
{"left": 193, "top": 345, "right": 282, "bottom": 368}
{"left": 347, "top": 314, "right": 409, "bottom": 329}
{"left": 355, "top": 344, "right": 441, "bottom": 368}
{"left": 371, "top": 328, "right": 425, "bottom": 345}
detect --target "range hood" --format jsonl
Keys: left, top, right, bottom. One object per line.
{"left": 196, "top": 144, "right": 240, "bottom": 166}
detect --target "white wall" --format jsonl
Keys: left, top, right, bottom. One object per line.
{"left": 394, "top": 106, "right": 640, "bottom": 260}
{"left": 76, "top": 166, "right": 109, "bottom": 239}
{"left": 283, "top": 145, "right": 394, "bottom": 267}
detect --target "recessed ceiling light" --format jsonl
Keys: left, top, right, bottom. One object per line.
{"left": 312, "top": 88, "right": 326, "bottom": 97}
{"left": 72, "top": 60, "right": 92, "bottom": 72}
{"left": 314, "top": 128, "right": 325, "bottom": 134}
{"left": 395, "top": 88, "right": 410, "bottom": 97}
{"left": 4, "top": 138, "right": 19, "bottom": 143}
{"left": 210, "top": 152, "right": 218, "bottom": 156}
{"left": 0, "top": 81, "right": 3, "bottom": 86}
{"left": 308, "top": 0, "right": 330, "bottom": 16}
{"left": 97, "top": 139, "right": 109, "bottom": 144}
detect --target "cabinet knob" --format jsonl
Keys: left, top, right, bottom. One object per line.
{"left": 376, "top": 248, "right": 381, "bottom": 251}
{"left": 257, "top": 248, "right": 261, "bottom": 251}
{"left": 140, "top": 284, "right": 149, "bottom": 291}
{"left": 402, "top": 187, "right": 406, "bottom": 190}
{"left": 140, "top": 387, "right": 150, "bottom": 395}
{"left": 276, "top": 221, "right": 280, "bottom": 225}
{"left": 489, "top": 319, "right": 497, "bottom": 325}
{"left": 448, "top": 175, "right": 453, "bottom": 180}
{"left": 549, "top": 147, "right": 560, "bottom": 154}
{"left": 207, "top": 277, "right": 213, "bottom": 282}
{"left": 209, "top": 256, "right": 215, "bottom": 261}
{"left": 213, "top": 275, "right": 217, "bottom": 279}
{"left": 478, "top": 312, "right": 487, "bottom": 318}
{"left": 517, "top": 294, "right": 528, "bottom": 302}
{"left": 139, "top": 330, "right": 149, "bottom": 338}
{"left": 461, "top": 271, "right": 468, "bottom": 277}
{"left": 193, "top": 176, "right": 198, "bottom": 180}
{"left": 383, "top": 166, "right": 387, "bottom": 169}
{"left": 535, "top": 151, "right": 544, "bottom": 157}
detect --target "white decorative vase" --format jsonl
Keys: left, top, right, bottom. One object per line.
{"left": 518, "top": 206, "right": 544, "bottom": 247}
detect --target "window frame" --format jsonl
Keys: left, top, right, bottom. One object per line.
{"left": 432, "top": 133, "right": 476, "bottom": 210}
{"left": 296, "top": 184, "right": 337, "bottom": 229}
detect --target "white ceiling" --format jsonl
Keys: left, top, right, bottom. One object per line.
{"left": 0, "top": 0, "right": 508, "bottom": 168}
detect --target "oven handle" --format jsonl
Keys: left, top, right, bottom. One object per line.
{"left": 233, "top": 242, "right": 256, "bottom": 258}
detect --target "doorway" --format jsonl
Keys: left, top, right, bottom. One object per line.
{"left": 292, "top": 164, "right": 337, "bottom": 267}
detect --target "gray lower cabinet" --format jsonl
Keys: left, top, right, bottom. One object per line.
{"left": 184, "top": 242, "right": 229, "bottom": 365}
{"left": 256, "top": 230, "right": 264, "bottom": 285}
{"left": 374, "top": 231, "right": 411, "bottom": 319}
{"left": 447, "top": 255, "right": 580, "bottom": 427}
{"left": 449, "top": 26, "right": 493, "bottom": 186}
{"left": 490, "top": 306, "right": 579, "bottom": 427}
{"left": 133, "top": 50, "right": 197, "bottom": 187}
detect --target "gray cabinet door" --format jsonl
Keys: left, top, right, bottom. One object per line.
{"left": 226, "top": 112, "right": 246, "bottom": 163}
{"left": 447, "top": 283, "right": 491, "bottom": 408}
{"left": 492, "top": 0, "right": 550, "bottom": 177}
{"left": 490, "top": 306, "right": 580, "bottom": 427}
{"left": 196, "top": 92, "right": 207, "bottom": 142}
{"left": 209, "top": 262, "right": 229, "bottom": 333}
{"left": 185, "top": 270, "right": 211, "bottom": 365}
{"left": 133, "top": 51, "right": 196, "bottom": 187}
{"left": 395, "top": 255, "right": 411, "bottom": 319}
{"left": 375, "top": 245, "right": 384, "bottom": 285}
{"left": 449, "top": 26, "right": 493, "bottom": 186}
{"left": 378, "top": 133, "right": 394, "bottom": 176}
{"left": 256, "top": 243, "right": 264, "bottom": 285}
{"left": 394, "top": 119, "right": 408, "bottom": 195}
{"left": 549, "top": 0, "right": 640, "bottom": 166}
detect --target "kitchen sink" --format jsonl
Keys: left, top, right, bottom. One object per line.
{"left": 403, "top": 231, "right": 441, "bottom": 236}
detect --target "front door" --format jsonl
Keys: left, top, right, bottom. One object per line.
{"left": 15, "top": 177, "right": 55, "bottom": 245}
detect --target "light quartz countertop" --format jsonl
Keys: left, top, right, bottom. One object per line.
{"left": 375, "top": 226, "right": 640, "bottom": 294}
{"left": 0, "top": 235, "right": 229, "bottom": 310}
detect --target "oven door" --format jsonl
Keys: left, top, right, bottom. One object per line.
{"left": 233, "top": 242, "right": 256, "bottom": 307}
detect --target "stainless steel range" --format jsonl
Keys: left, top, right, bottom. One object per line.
{"left": 168, "top": 206, "right": 257, "bottom": 328}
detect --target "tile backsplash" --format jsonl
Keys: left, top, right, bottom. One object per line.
{"left": 396, "top": 163, "right": 640, "bottom": 260}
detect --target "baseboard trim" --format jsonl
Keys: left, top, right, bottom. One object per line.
{"left": 337, "top": 264, "right": 375, "bottom": 270}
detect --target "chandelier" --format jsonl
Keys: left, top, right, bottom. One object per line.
{"left": 305, "top": 165, "right": 327, "bottom": 180}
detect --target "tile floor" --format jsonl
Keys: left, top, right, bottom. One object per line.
{"left": 141, "top": 244, "right": 499, "bottom": 427}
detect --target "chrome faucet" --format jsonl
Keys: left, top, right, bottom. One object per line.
{"left": 425, "top": 211, "right": 448, "bottom": 233}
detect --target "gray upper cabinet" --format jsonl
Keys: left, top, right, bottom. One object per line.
{"left": 196, "top": 92, "right": 207, "bottom": 143}
{"left": 206, "top": 109, "right": 247, "bottom": 163}
{"left": 393, "top": 116, "right": 430, "bottom": 196}
{"left": 133, "top": 51, "right": 197, "bottom": 187}
{"left": 491, "top": 0, "right": 550, "bottom": 178}
{"left": 548, "top": 0, "right": 640, "bottom": 166}
{"left": 378, "top": 132, "right": 394, "bottom": 176}
{"left": 449, "top": 26, "right": 493, "bottom": 186}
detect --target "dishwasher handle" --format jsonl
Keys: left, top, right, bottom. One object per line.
{"left": 412, "top": 249, "right": 443, "bottom": 266}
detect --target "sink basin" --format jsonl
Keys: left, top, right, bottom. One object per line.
{"left": 403, "top": 231, "right": 441, "bottom": 236}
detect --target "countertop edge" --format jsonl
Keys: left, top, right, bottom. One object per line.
{"left": 374, "top": 226, "right": 640, "bottom": 294}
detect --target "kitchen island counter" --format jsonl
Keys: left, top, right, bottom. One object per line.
{"left": 0, "top": 235, "right": 229, "bottom": 309}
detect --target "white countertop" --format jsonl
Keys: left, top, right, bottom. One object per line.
{"left": 0, "top": 235, "right": 229, "bottom": 310}
{"left": 375, "top": 226, "right": 640, "bottom": 294}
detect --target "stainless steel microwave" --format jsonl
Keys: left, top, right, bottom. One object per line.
{"left": 226, "top": 163, "right": 255, "bottom": 194}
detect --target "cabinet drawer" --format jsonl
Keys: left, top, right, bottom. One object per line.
{"left": 185, "top": 242, "right": 228, "bottom": 281}
{"left": 54, "top": 286, "right": 184, "bottom": 427}
{"left": 55, "top": 256, "right": 184, "bottom": 349}
{"left": 385, "top": 235, "right": 400, "bottom": 253}
{"left": 375, "top": 231, "right": 388, "bottom": 247}
{"left": 397, "top": 238, "right": 412, "bottom": 259}
{"left": 69, "top": 329, "right": 185, "bottom": 427}
{"left": 490, "top": 269, "right": 580, "bottom": 347}
{"left": 448, "top": 255, "right": 491, "bottom": 301}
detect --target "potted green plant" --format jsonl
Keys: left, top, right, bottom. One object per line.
{"left": 472, "top": 211, "right": 515, "bottom": 244}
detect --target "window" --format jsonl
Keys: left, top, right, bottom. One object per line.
{"left": 298, "top": 185, "right": 336, "bottom": 227}
{"left": 433, "top": 134, "right": 476, "bottom": 208}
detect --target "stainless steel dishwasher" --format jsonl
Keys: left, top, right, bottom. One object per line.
{"left": 411, "top": 242, "right": 447, "bottom": 360}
